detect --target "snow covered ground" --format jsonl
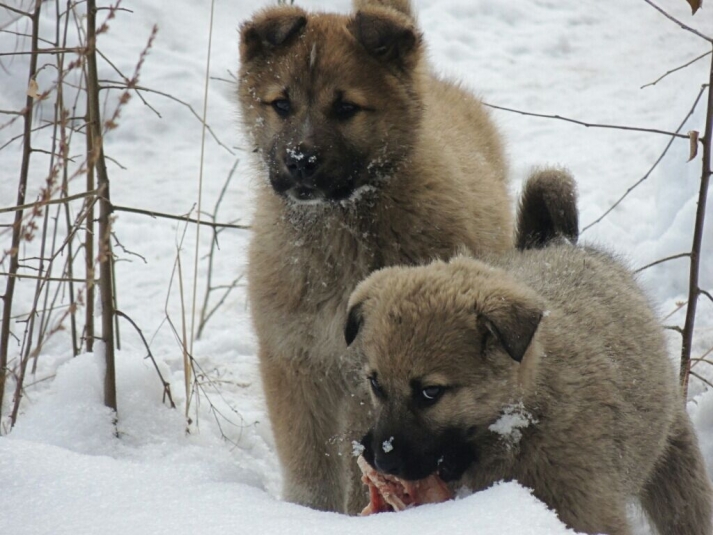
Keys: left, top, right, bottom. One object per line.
{"left": 1, "top": 0, "right": 712, "bottom": 533}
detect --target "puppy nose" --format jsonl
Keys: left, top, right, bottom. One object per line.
{"left": 374, "top": 450, "right": 402, "bottom": 476}
{"left": 285, "top": 146, "right": 320, "bottom": 183}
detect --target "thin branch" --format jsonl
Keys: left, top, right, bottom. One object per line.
{"left": 634, "top": 252, "right": 690, "bottom": 273}
{"left": 0, "top": 3, "right": 31, "bottom": 18}
{"left": 0, "top": 272, "right": 94, "bottom": 283}
{"left": 642, "top": 0, "right": 713, "bottom": 43}
{"left": 664, "top": 325, "right": 684, "bottom": 334}
{"left": 0, "top": 188, "right": 99, "bottom": 215}
{"left": 114, "top": 310, "right": 176, "bottom": 408}
{"left": 681, "top": 45, "right": 713, "bottom": 397}
{"left": 583, "top": 84, "right": 708, "bottom": 232}
{"left": 642, "top": 51, "right": 713, "bottom": 89}
{"left": 87, "top": 0, "right": 116, "bottom": 413}
{"left": 0, "top": 28, "right": 55, "bottom": 46}
{"left": 0, "top": 46, "right": 85, "bottom": 56}
{"left": 690, "top": 370, "right": 713, "bottom": 391}
{"left": 700, "top": 289, "right": 713, "bottom": 304}
{"left": 111, "top": 231, "right": 147, "bottom": 264}
{"left": 481, "top": 101, "right": 691, "bottom": 140}
{"left": 0, "top": 0, "right": 42, "bottom": 430}
{"left": 100, "top": 83, "right": 234, "bottom": 154}
{"left": 111, "top": 204, "right": 250, "bottom": 230}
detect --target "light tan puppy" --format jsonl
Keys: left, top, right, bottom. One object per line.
{"left": 347, "top": 246, "right": 713, "bottom": 534}
{"left": 238, "top": 0, "right": 513, "bottom": 513}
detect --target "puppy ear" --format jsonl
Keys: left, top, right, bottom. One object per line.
{"left": 345, "top": 302, "right": 364, "bottom": 346}
{"left": 240, "top": 8, "right": 308, "bottom": 62}
{"left": 348, "top": 9, "right": 421, "bottom": 69}
{"left": 481, "top": 299, "right": 543, "bottom": 363}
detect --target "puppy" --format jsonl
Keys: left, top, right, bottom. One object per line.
{"left": 238, "top": 0, "right": 514, "bottom": 513}
{"left": 346, "top": 234, "right": 712, "bottom": 532}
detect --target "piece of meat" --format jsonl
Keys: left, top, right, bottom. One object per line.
{"left": 356, "top": 455, "right": 453, "bottom": 515}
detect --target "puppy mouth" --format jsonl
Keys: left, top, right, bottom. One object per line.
{"left": 287, "top": 186, "right": 325, "bottom": 204}
{"left": 361, "top": 427, "right": 477, "bottom": 483}
{"left": 282, "top": 181, "right": 368, "bottom": 205}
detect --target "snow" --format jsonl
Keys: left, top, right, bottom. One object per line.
{"left": 0, "top": 0, "right": 712, "bottom": 534}
{"left": 488, "top": 402, "right": 538, "bottom": 446}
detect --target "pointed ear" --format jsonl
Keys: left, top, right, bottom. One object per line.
{"left": 481, "top": 298, "right": 543, "bottom": 363}
{"left": 240, "top": 8, "right": 308, "bottom": 62}
{"left": 345, "top": 302, "right": 364, "bottom": 346}
{"left": 348, "top": 9, "right": 421, "bottom": 69}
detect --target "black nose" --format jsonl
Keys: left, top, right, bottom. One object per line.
{"left": 285, "top": 147, "right": 320, "bottom": 184}
{"left": 374, "top": 449, "right": 403, "bottom": 476}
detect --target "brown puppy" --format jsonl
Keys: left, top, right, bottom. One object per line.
{"left": 346, "top": 247, "right": 713, "bottom": 534}
{"left": 238, "top": 0, "right": 513, "bottom": 513}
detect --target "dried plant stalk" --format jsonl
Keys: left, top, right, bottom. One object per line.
{"left": 86, "top": 0, "right": 117, "bottom": 412}
{"left": 0, "top": 1, "right": 42, "bottom": 425}
{"left": 681, "top": 47, "right": 713, "bottom": 397}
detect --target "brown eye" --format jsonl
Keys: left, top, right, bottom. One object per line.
{"left": 334, "top": 100, "right": 361, "bottom": 120}
{"left": 272, "top": 98, "right": 291, "bottom": 117}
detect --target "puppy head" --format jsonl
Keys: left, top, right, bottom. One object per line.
{"left": 238, "top": 5, "right": 424, "bottom": 204}
{"left": 346, "top": 257, "right": 544, "bottom": 482}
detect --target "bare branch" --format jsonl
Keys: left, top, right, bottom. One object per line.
{"left": 0, "top": 3, "right": 31, "bottom": 18}
{"left": 481, "top": 101, "right": 691, "bottom": 140}
{"left": 111, "top": 231, "right": 147, "bottom": 264}
{"left": 111, "top": 204, "right": 250, "bottom": 230}
{"left": 0, "top": 272, "right": 94, "bottom": 284}
{"left": 87, "top": 0, "right": 117, "bottom": 413}
{"left": 634, "top": 252, "right": 690, "bottom": 273}
{"left": 0, "top": 46, "right": 85, "bottom": 57}
{"left": 115, "top": 310, "right": 176, "bottom": 409}
{"left": 100, "top": 83, "right": 235, "bottom": 154}
{"left": 642, "top": 50, "right": 713, "bottom": 89}
{"left": 0, "top": 0, "right": 42, "bottom": 428}
{"left": 583, "top": 84, "right": 708, "bottom": 232}
{"left": 642, "top": 0, "right": 713, "bottom": 43}
{"left": 664, "top": 325, "right": 684, "bottom": 334}
{"left": 0, "top": 188, "right": 99, "bottom": 215}
{"left": 700, "top": 289, "right": 713, "bottom": 304}
{"left": 681, "top": 46, "right": 713, "bottom": 397}
{"left": 690, "top": 370, "right": 713, "bottom": 391}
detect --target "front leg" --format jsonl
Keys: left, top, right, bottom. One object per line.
{"left": 260, "top": 349, "right": 347, "bottom": 512}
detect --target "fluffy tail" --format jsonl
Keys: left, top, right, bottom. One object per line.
{"left": 516, "top": 168, "right": 579, "bottom": 250}
{"left": 353, "top": 0, "right": 414, "bottom": 20}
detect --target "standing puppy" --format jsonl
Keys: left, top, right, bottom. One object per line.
{"left": 238, "top": 0, "right": 514, "bottom": 513}
{"left": 346, "top": 247, "right": 713, "bottom": 534}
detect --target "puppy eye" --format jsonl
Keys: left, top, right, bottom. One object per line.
{"left": 369, "top": 374, "right": 384, "bottom": 397}
{"left": 271, "top": 98, "right": 291, "bottom": 117}
{"left": 422, "top": 386, "right": 444, "bottom": 403}
{"left": 334, "top": 100, "right": 361, "bottom": 120}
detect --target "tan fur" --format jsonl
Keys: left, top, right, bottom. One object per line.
{"left": 238, "top": 0, "right": 512, "bottom": 513}
{"left": 348, "top": 247, "right": 713, "bottom": 534}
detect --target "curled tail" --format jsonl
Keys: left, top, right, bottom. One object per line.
{"left": 516, "top": 167, "right": 579, "bottom": 250}
{"left": 353, "top": 0, "right": 414, "bottom": 20}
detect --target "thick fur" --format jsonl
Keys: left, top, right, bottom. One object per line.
{"left": 238, "top": 0, "right": 512, "bottom": 513}
{"left": 347, "top": 248, "right": 713, "bottom": 534}
{"left": 516, "top": 167, "right": 578, "bottom": 250}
